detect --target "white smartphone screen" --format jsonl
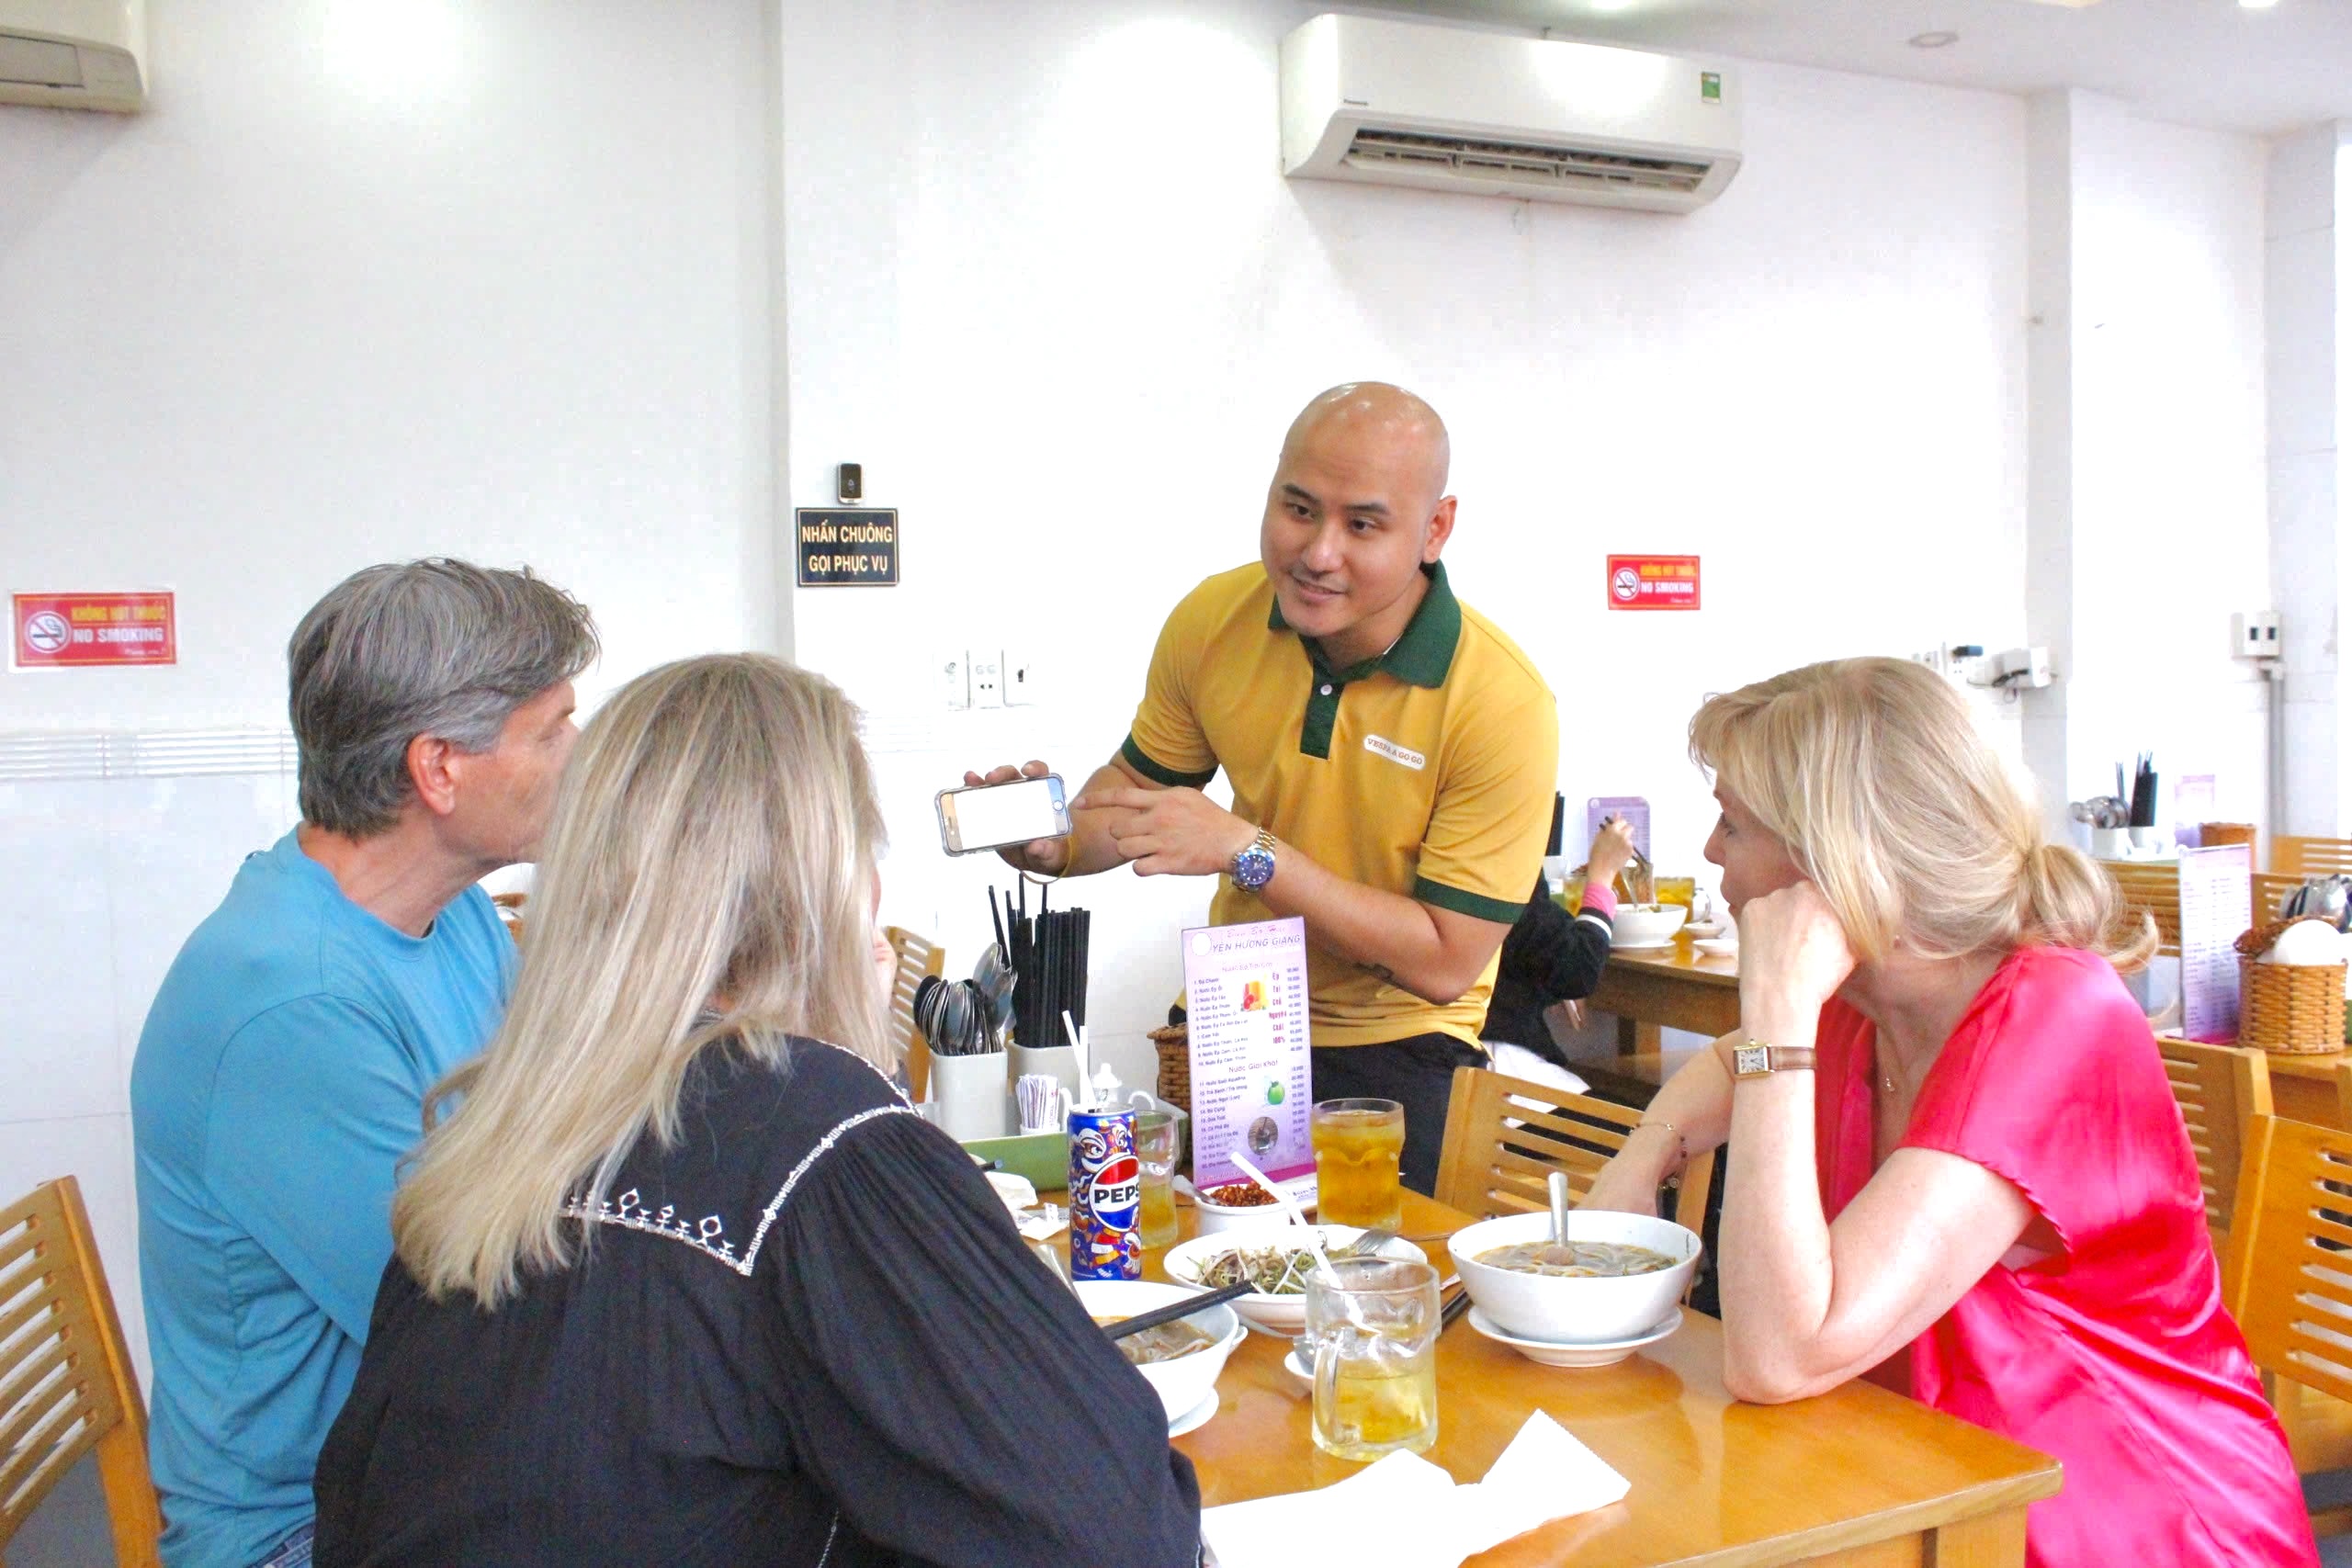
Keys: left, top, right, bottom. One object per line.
{"left": 937, "top": 775, "right": 1070, "bottom": 853}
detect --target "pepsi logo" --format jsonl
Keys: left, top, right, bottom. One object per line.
{"left": 1087, "top": 1156, "right": 1140, "bottom": 1229}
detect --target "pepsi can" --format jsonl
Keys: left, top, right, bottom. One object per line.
{"left": 1068, "top": 1105, "right": 1142, "bottom": 1280}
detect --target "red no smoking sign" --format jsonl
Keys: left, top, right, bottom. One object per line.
{"left": 13, "top": 592, "right": 178, "bottom": 669}
{"left": 1605, "top": 555, "right": 1701, "bottom": 612}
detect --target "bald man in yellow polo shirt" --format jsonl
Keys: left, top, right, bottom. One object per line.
{"left": 968, "top": 383, "right": 1559, "bottom": 1192}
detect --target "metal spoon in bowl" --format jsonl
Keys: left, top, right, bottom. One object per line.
{"left": 1548, "top": 1170, "right": 1571, "bottom": 1248}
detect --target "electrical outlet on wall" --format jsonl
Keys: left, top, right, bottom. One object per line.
{"left": 1003, "top": 646, "right": 1040, "bottom": 705}
{"left": 2231, "top": 611, "right": 2281, "bottom": 661}
{"left": 970, "top": 650, "right": 1004, "bottom": 708}
{"left": 939, "top": 651, "right": 970, "bottom": 710}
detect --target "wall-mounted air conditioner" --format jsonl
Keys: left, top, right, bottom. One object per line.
{"left": 0, "top": 0, "right": 145, "bottom": 112}
{"left": 1279, "top": 13, "right": 1739, "bottom": 215}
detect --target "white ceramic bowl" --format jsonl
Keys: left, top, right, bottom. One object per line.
{"left": 1448, "top": 1210, "right": 1701, "bottom": 1344}
{"left": 1187, "top": 1182, "right": 1291, "bottom": 1235}
{"left": 1072, "top": 1279, "right": 1245, "bottom": 1424}
{"left": 1163, "top": 1224, "right": 1428, "bottom": 1336}
{"left": 1611, "top": 904, "right": 1689, "bottom": 948}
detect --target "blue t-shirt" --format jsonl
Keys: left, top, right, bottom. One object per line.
{"left": 131, "top": 830, "right": 515, "bottom": 1568}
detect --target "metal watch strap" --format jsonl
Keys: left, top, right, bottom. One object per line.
{"left": 1731, "top": 1043, "right": 1817, "bottom": 1079}
{"left": 1229, "top": 826, "right": 1277, "bottom": 891}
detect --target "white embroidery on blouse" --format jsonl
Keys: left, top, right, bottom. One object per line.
{"left": 815, "top": 1512, "right": 841, "bottom": 1568}
{"left": 561, "top": 1101, "right": 917, "bottom": 1276}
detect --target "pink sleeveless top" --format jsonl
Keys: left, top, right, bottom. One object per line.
{"left": 1813, "top": 946, "right": 2316, "bottom": 1567}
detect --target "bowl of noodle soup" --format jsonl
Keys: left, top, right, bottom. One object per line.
{"left": 1073, "top": 1279, "right": 1244, "bottom": 1424}
{"left": 1447, "top": 1209, "right": 1701, "bottom": 1344}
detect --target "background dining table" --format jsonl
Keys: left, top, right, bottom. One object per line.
{"left": 1122, "top": 1188, "right": 2060, "bottom": 1566}
{"left": 1584, "top": 934, "right": 1740, "bottom": 1058}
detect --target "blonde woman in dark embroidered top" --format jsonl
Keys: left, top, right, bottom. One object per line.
{"left": 315, "top": 654, "right": 1201, "bottom": 1568}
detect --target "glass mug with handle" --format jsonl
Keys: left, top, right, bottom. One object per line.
{"left": 1312, "top": 1098, "right": 1405, "bottom": 1231}
{"left": 1307, "top": 1256, "right": 1441, "bottom": 1461}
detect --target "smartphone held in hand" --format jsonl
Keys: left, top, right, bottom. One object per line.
{"left": 935, "top": 774, "right": 1071, "bottom": 855}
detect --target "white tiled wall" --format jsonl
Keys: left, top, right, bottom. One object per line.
{"left": 1, "top": 750, "right": 300, "bottom": 1389}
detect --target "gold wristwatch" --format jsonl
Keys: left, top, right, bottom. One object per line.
{"left": 1732, "top": 1042, "right": 1816, "bottom": 1079}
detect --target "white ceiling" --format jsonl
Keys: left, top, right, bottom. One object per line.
{"left": 1375, "top": 0, "right": 2352, "bottom": 136}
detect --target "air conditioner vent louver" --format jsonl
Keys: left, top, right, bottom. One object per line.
{"left": 0, "top": 35, "right": 82, "bottom": 86}
{"left": 1342, "top": 129, "right": 1714, "bottom": 197}
{"left": 0, "top": 0, "right": 147, "bottom": 110}
{"left": 1280, "top": 14, "right": 1741, "bottom": 215}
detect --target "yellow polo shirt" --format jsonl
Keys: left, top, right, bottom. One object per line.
{"left": 1123, "top": 562, "right": 1558, "bottom": 1049}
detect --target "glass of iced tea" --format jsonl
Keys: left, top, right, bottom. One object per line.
{"left": 1307, "top": 1257, "right": 1440, "bottom": 1461}
{"left": 1134, "top": 1110, "right": 1180, "bottom": 1249}
{"left": 1312, "top": 1098, "right": 1405, "bottom": 1231}
{"left": 1655, "top": 874, "right": 1696, "bottom": 913}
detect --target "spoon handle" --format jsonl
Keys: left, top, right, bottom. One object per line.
{"left": 1547, "top": 1169, "right": 1571, "bottom": 1247}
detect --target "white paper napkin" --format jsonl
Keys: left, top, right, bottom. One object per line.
{"left": 1198, "top": 1412, "right": 1628, "bottom": 1568}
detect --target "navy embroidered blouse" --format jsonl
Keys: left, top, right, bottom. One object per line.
{"left": 313, "top": 1038, "right": 1203, "bottom": 1567}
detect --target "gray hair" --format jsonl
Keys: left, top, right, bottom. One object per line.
{"left": 288, "top": 559, "right": 599, "bottom": 836}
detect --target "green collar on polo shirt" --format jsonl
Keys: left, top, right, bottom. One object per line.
{"left": 1269, "top": 560, "right": 1462, "bottom": 690}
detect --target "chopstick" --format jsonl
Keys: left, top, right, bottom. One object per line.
{"left": 1102, "top": 1280, "right": 1256, "bottom": 1341}
{"left": 1439, "top": 1283, "right": 1472, "bottom": 1330}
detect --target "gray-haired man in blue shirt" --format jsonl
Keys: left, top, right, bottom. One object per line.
{"left": 131, "top": 560, "right": 596, "bottom": 1568}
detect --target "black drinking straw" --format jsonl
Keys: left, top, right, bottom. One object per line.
{"left": 988, "top": 886, "right": 1007, "bottom": 960}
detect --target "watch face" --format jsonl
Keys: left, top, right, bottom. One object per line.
{"left": 1733, "top": 1045, "right": 1769, "bottom": 1077}
{"left": 1232, "top": 844, "right": 1275, "bottom": 891}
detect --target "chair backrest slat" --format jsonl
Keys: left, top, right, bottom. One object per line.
{"left": 883, "top": 926, "right": 945, "bottom": 1104}
{"left": 0, "top": 1178, "right": 162, "bottom": 1565}
{"left": 2275, "top": 837, "right": 2352, "bottom": 878}
{"left": 1434, "top": 1066, "right": 1715, "bottom": 1247}
{"left": 2156, "top": 1036, "right": 2271, "bottom": 1237}
{"left": 2226, "top": 1114, "right": 2352, "bottom": 1409}
{"left": 2104, "top": 861, "right": 2182, "bottom": 957}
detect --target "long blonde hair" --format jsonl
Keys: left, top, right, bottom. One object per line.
{"left": 393, "top": 654, "right": 891, "bottom": 1306}
{"left": 1690, "top": 657, "right": 2154, "bottom": 970}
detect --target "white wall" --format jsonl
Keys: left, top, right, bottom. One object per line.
{"left": 2066, "top": 95, "right": 2272, "bottom": 838}
{"left": 1, "top": 0, "right": 777, "bottom": 735}
{"left": 0, "top": 0, "right": 776, "bottom": 1382}
{"left": 2026, "top": 92, "right": 2272, "bottom": 849}
{"left": 2267, "top": 122, "right": 2346, "bottom": 834}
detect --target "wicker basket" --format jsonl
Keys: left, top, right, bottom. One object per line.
{"left": 2238, "top": 955, "right": 2346, "bottom": 1053}
{"left": 1149, "top": 1024, "right": 1191, "bottom": 1118}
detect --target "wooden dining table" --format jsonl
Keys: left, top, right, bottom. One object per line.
{"left": 1144, "top": 1190, "right": 2060, "bottom": 1566}
{"left": 1585, "top": 933, "right": 1742, "bottom": 1055}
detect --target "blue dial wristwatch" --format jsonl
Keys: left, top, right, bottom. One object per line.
{"left": 1229, "top": 827, "right": 1277, "bottom": 891}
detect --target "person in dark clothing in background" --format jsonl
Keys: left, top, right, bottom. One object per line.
{"left": 1480, "top": 814, "right": 1638, "bottom": 1065}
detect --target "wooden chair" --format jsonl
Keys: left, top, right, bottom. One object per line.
{"left": 2277, "top": 837, "right": 2352, "bottom": 879}
{"left": 490, "top": 890, "right": 527, "bottom": 943}
{"left": 2255, "top": 872, "right": 2302, "bottom": 926}
{"left": 0, "top": 1177, "right": 163, "bottom": 1566}
{"left": 1433, "top": 1065, "right": 1717, "bottom": 1241}
{"left": 883, "top": 925, "right": 944, "bottom": 1103}
{"left": 2157, "top": 1037, "right": 2272, "bottom": 1247}
{"left": 2102, "top": 860, "right": 2181, "bottom": 958}
{"left": 2223, "top": 1114, "right": 2352, "bottom": 1535}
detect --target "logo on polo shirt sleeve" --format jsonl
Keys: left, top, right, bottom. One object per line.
{"left": 1363, "top": 734, "right": 1426, "bottom": 771}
